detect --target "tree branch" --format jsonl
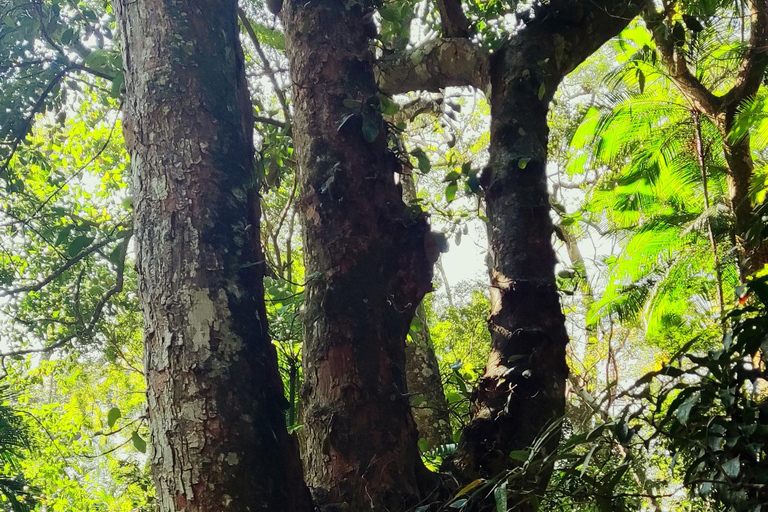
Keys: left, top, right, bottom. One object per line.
{"left": 238, "top": 8, "right": 292, "bottom": 127}
{"left": 376, "top": 38, "right": 489, "bottom": 95}
{"left": 0, "top": 229, "right": 131, "bottom": 297}
{"left": 722, "top": 0, "right": 768, "bottom": 111}
{"left": 643, "top": 8, "right": 720, "bottom": 116}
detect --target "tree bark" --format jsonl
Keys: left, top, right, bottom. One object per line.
{"left": 115, "top": 1, "right": 312, "bottom": 511}
{"left": 401, "top": 173, "right": 453, "bottom": 450}
{"left": 447, "top": 2, "right": 643, "bottom": 504}
{"left": 406, "top": 304, "right": 454, "bottom": 449}
{"left": 282, "top": 1, "right": 437, "bottom": 510}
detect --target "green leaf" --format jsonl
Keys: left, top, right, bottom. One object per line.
{"left": 538, "top": 83, "right": 546, "bottom": 100}
{"left": 110, "top": 70, "right": 124, "bottom": 98}
{"left": 509, "top": 449, "right": 529, "bottom": 462}
{"left": 466, "top": 172, "right": 481, "bottom": 195}
{"left": 362, "top": 116, "right": 380, "bottom": 142}
{"left": 377, "top": 94, "right": 399, "bottom": 115}
{"left": 675, "top": 392, "right": 700, "bottom": 425}
{"left": 132, "top": 432, "right": 147, "bottom": 453}
{"left": 445, "top": 182, "right": 458, "bottom": 202}
{"left": 411, "top": 148, "right": 431, "bottom": 174}
{"left": 518, "top": 157, "right": 530, "bottom": 169}
{"left": 722, "top": 456, "right": 740, "bottom": 478}
{"left": 450, "top": 499, "right": 468, "bottom": 509}
{"left": 67, "top": 235, "right": 94, "bottom": 257}
{"left": 637, "top": 68, "right": 646, "bottom": 93}
{"left": 55, "top": 226, "right": 72, "bottom": 246}
{"left": 494, "top": 481, "right": 507, "bottom": 512}
{"left": 443, "top": 171, "right": 461, "bottom": 182}
{"left": 343, "top": 98, "right": 362, "bottom": 109}
{"left": 107, "top": 407, "right": 121, "bottom": 429}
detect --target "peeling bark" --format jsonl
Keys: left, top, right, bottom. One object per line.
{"left": 115, "top": 1, "right": 312, "bottom": 511}
{"left": 282, "top": 1, "right": 437, "bottom": 510}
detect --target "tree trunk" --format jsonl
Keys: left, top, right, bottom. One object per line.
{"left": 447, "top": 3, "right": 642, "bottom": 507}
{"left": 406, "top": 293, "right": 453, "bottom": 450}
{"left": 718, "top": 117, "right": 768, "bottom": 278}
{"left": 282, "top": 1, "right": 436, "bottom": 510}
{"left": 401, "top": 172, "right": 452, "bottom": 450}
{"left": 115, "top": 1, "right": 312, "bottom": 511}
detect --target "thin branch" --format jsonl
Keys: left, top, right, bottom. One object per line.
{"left": 0, "top": 66, "right": 71, "bottom": 176}
{"left": 0, "top": 230, "right": 130, "bottom": 297}
{"left": 238, "top": 8, "right": 292, "bottom": 127}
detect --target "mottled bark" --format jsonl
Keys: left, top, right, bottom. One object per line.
{"left": 447, "top": 2, "right": 643, "bottom": 505}
{"left": 376, "top": 38, "right": 490, "bottom": 96}
{"left": 402, "top": 173, "right": 453, "bottom": 449}
{"left": 406, "top": 304, "right": 453, "bottom": 449}
{"left": 282, "top": 1, "right": 436, "bottom": 510}
{"left": 115, "top": 1, "right": 312, "bottom": 511}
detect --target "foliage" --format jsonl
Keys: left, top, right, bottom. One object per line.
{"left": 629, "top": 276, "right": 768, "bottom": 511}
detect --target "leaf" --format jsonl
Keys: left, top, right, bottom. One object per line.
{"left": 493, "top": 481, "right": 507, "bottom": 512}
{"left": 55, "top": 226, "right": 72, "bottom": 246}
{"left": 67, "top": 235, "right": 94, "bottom": 257}
{"left": 411, "top": 148, "right": 431, "bottom": 174}
{"left": 579, "top": 444, "right": 598, "bottom": 477}
{"left": 362, "top": 116, "right": 380, "bottom": 142}
{"left": 518, "top": 158, "right": 530, "bottom": 169}
{"left": 377, "top": 94, "right": 399, "bottom": 115}
{"left": 343, "top": 98, "right": 362, "bottom": 109}
{"left": 466, "top": 172, "right": 481, "bottom": 195}
{"left": 110, "top": 70, "right": 124, "bottom": 98}
{"left": 637, "top": 68, "right": 646, "bottom": 93}
{"left": 445, "top": 182, "right": 458, "bottom": 202}
{"left": 722, "top": 456, "right": 740, "bottom": 478}
{"left": 455, "top": 478, "right": 484, "bottom": 498}
{"left": 443, "top": 171, "right": 461, "bottom": 182}
{"left": 675, "top": 392, "right": 700, "bottom": 425}
{"left": 538, "top": 83, "right": 546, "bottom": 100}
{"left": 508, "top": 449, "right": 529, "bottom": 462}
{"left": 107, "top": 407, "right": 121, "bottom": 429}
{"left": 132, "top": 432, "right": 147, "bottom": 453}
{"left": 450, "top": 499, "right": 468, "bottom": 509}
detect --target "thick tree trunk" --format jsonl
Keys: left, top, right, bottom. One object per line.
{"left": 115, "top": 1, "right": 312, "bottom": 511}
{"left": 447, "top": 3, "right": 642, "bottom": 506}
{"left": 407, "top": 298, "right": 453, "bottom": 450}
{"left": 282, "top": 1, "right": 436, "bottom": 510}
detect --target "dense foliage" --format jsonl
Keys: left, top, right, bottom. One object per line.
{"left": 0, "top": 0, "right": 766, "bottom": 510}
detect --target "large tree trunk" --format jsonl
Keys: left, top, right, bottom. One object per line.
{"left": 282, "top": 1, "right": 436, "bottom": 510}
{"left": 448, "top": 2, "right": 642, "bottom": 506}
{"left": 115, "top": 1, "right": 312, "bottom": 511}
